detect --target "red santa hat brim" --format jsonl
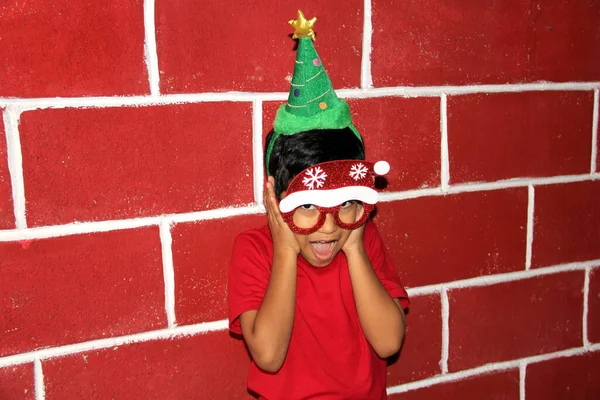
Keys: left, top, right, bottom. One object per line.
{"left": 279, "top": 186, "right": 379, "bottom": 213}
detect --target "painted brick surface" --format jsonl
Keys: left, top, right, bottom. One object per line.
{"left": 531, "top": 181, "right": 600, "bottom": 268}
{"left": 348, "top": 97, "right": 441, "bottom": 191}
{"left": 155, "top": 1, "right": 362, "bottom": 93}
{"left": 387, "top": 294, "right": 441, "bottom": 385}
{"left": 371, "top": 0, "right": 600, "bottom": 86}
{"left": 0, "top": 228, "right": 165, "bottom": 357}
{"left": 172, "top": 214, "right": 265, "bottom": 325}
{"left": 43, "top": 331, "right": 252, "bottom": 400}
{"left": 390, "top": 370, "right": 520, "bottom": 400}
{"left": 526, "top": 1, "right": 600, "bottom": 83}
{"left": 589, "top": 268, "right": 600, "bottom": 344}
{"left": 448, "top": 271, "right": 584, "bottom": 371}
{"left": 525, "top": 352, "right": 600, "bottom": 400}
{"left": 0, "top": 364, "right": 34, "bottom": 400}
{"left": 0, "top": 0, "right": 147, "bottom": 97}
{"left": 263, "top": 97, "right": 441, "bottom": 192}
{"left": 374, "top": 188, "right": 527, "bottom": 287}
{"left": 0, "top": 113, "right": 14, "bottom": 229}
{"left": 447, "top": 92, "right": 594, "bottom": 183}
{"left": 19, "top": 103, "right": 253, "bottom": 227}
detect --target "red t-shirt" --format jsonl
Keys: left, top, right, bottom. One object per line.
{"left": 228, "top": 221, "right": 409, "bottom": 400}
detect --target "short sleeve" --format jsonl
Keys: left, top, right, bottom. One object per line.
{"left": 228, "top": 227, "right": 272, "bottom": 335}
{"left": 364, "top": 221, "right": 410, "bottom": 309}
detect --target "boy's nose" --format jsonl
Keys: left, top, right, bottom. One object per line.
{"left": 319, "top": 213, "right": 337, "bottom": 234}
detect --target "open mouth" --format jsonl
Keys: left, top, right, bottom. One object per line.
{"left": 310, "top": 240, "right": 337, "bottom": 260}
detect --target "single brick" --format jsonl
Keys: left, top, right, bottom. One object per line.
{"left": 447, "top": 91, "right": 594, "bottom": 184}
{"left": 0, "top": 227, "right": 165, "bottom": 357}
{"left": 371, "top": 0, "right": 600, "bottom": 86}
{"left": 0, "top": 363, "right": 35, "bottom": 400}
{"left": 43, "top": 331, "right": 251, "bottom": 399}
{"left": 348, "top": 97, "right": 441, "bottom": 192}
{"left": 374, "top": 188, "right": 527, "bottom": 287}
{"left": 0, "top": 0, "right": 147, "bottom": 97}
{"left": 387, "top": 294, "right": 441, "bottom": 385}
{"left": 19, "top": 103, "right": 253, "bottom": 226}
{"left": 262, "top": 98, "right": 441, "bottom": 192}
{"left": 172, "top": 214, "right": 265, "bottom": 325}
{"left": 589, "top": 268, "right": 600, "bottom": 344}
{"left": 389, "top": 369, "right": 520, "bottom": 400}
{"left": 372, "top": 0, "right": 530, "bottom": 86}
{"left": 448, "top": 271, "right": 584, "bottom": 371}
{"left": 532, "top": 181, "right": 600, "bottom": 268}
{"left": 527, "top": 1, "right": 600, "bottom": 82}
{"left": 526, "top": 352, "right": 600, "bottom": 400}
{"left": 156, "top": 1, "right": 363, "bottom": 93}
{"left": 0, "top": 112, "right": 14, "bottom": 229}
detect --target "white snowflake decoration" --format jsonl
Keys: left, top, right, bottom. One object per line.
{"left": 303, "top": 166, "right": 327, "bottom": 189}
{"left": 349, "top": 163, "right": 368, "bottom": 180}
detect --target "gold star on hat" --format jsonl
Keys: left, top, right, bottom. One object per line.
{"left": 289, "top": 10, "right": 316, "bottom": 40}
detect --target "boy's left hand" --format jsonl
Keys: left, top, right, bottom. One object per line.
{"left": 342, "top": 223, "right": 366, "bottom": 255}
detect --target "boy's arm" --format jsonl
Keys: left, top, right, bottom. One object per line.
{"left": 239, "top": 178, "right": 298, "bottom": 373}
{"left": 343, "top": 225, "right": 406, "bottom": 358}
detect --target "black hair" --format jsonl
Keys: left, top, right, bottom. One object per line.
{"left": 265, "top": 127, "right": 365, "bottom": 198}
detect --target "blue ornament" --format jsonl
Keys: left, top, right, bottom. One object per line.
{"left": 294, "top": 89, "right": 300, "bottom": 97}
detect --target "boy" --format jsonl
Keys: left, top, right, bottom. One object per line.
{"left": 228, "top": 11, "right": 409, "bottom": 399}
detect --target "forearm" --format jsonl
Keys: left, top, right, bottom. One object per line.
{"left": 345, "top": 247, "right": 406, "bottom": 358}
{"left": 246, "top": 249, "right": 297, "bottom": 371}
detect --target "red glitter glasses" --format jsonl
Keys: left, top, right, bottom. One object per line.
{"left": 281, "top": 200, "right": 374, "bottom": 235}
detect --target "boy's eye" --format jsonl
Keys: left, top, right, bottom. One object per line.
{"left": 340, "top": 200, "right": 361, "bottom": 209}
{"left": 300, "top": 204, "right": 317, "bottom": 210}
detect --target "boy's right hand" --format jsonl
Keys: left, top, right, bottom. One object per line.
{"left": 264, "top": 177, "right": 300, "bottom": 255}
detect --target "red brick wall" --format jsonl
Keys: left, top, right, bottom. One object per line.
{"left": 1, "top": 1, "right": 599, "bottom": 399}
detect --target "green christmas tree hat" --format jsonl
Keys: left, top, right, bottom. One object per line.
{"left": 265, "top": 10, "right": 362, "bottom": 175}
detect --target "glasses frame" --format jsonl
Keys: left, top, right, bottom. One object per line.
{"left": 281, "top": 202, "right": 374, "bottom": 235}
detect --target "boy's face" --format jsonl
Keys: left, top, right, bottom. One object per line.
{"left": 282, "top": 191, "right": 361, "bottom": 267}
{"left": 294, "top": 213, "right": 353, "bottom": 267}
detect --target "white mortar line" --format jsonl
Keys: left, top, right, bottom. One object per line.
{"left": 378, "top": 187, "right": 444, "bottom": 202}
{"left": 159, "top": 221, "right": 176, "bottom": 328}
{"left": 525, "top": 185, "right": 535, "bottom": 270}
{"left": 404, "top": 261, "right": 600, "bottom": 297}
{"left": 443, "top": 173, "right": 599, "bottom": 194}
{"left": 360, "top": 0, "right": 373, "bottom": 89}
{"left": 0, "top": 266, "right": 598, "bottom": 370}
{"left": 591, "top": 89, "right": 598, "bottom": 173}
{"left": 519, "top": 361, "right": 526, "bottom": 400}
{"left": 1, "top": 82, "right": 598, "bottom": 110}
{"left": 34, "top": 358, "right": 44, "bottom": 400}
{"left": 0, "top": 204, "right": 264, "bottom": 242}
{"left": 440, "top": 287, "right": 450, "bottom": 373}
{"left": 252, "top": 100, "right": 265, "bottom": 203}
{"left": 440, "top": 94, "right": 450, "bottom": 191}
{"left": 387, "top": 343, "right": 600, "bottom": 395}
{"left": 0, "top": 319, "right": 229, "bottom": 368}
{"left": 1, "top": 171, "right": 597, "bottom": 242}
{"left": 379, "top": 172, "right": 598, "bottom": 204}
{"left": 3, "top": 107, "right": 27, "bottom": 229}
{"left": 143, "top": 0, "right": 160, "bottom": 96}
{"left": 583, "top": 267, "right": 591, "bottom": 348}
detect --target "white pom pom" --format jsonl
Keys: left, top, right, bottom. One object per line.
{"left": 374, "top": 161, "right": 390, "bottom": 176}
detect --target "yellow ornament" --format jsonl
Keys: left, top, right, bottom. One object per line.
{"left": 289, "top": 10, "right": 316, "bottom": 40}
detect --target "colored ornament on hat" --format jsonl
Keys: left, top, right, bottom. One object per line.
{"left": 265, "top": 11, "right": 363, "bottom": 176}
